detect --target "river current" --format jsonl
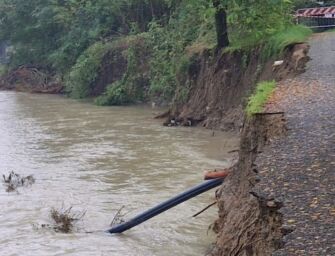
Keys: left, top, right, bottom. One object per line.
{"left": 0, "top": 91, "right": 238, "bottom": 256}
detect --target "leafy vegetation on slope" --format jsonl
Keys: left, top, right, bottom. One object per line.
{"left": 0, "top": 0, "right": 313, "bottom": 105}
{"left": 66, "top": 42, "right": 113, "bottom": 99}
{"left": 262, "top": 25, "right": 312, "bottom": 60}
{"left": 246, "top": 81, "right": 276, "bottom": 117}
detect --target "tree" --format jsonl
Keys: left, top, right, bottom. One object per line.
{"left": 212, "top": 0, "right": 229, "bottom": 48}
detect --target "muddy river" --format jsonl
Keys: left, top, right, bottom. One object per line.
{"left": 0, "top": 91, "right": 239, "bottom": 256}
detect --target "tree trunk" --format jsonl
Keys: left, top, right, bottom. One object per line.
{"left": 213, "top": 0, "right": 229, "bottom": 48}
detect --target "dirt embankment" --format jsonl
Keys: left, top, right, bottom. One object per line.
{"left": 204, "top": 43, "right": 313, "bottom": 256}
{"left": 208, "top": 114, "right": 288, "bottom": 256}
{"left": 165, "top": 44, "right": 309, "bottom": 130}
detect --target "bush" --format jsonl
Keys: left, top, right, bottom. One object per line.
{"left": 95, "top": 35, "right": 149, "bottom": 106}
{"left": 0, "top": 64, "right": 8, "bottom": 76}
{"left": 147, "top": 1, "right": 216, "bottom": 103}
{"left": 94, "top": 81, "right": 133, "bottom": 106}
{"left": 65, "top": 42, "right": 112, "bottom": 99}
{"left": 246, "top": 81, "right": 276, "bottom": 116}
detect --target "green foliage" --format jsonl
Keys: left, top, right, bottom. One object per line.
{"left": 66, "top": 42, "right": 112, "bottom": 98}
{"left": 0, "top": 0, "right": 309, "bottom": 106}
{"left": 95, "top": 35, "right": 148, "bottom": 105}
{"left": 225, "top": 25, "right": 312, "bottom": 60}
{"left": 147, "top": 21, "right": 179, "bottom": 100}
{"left": 0, "top": 0, "right": 172, "bottom": 71}
{"left": 0, "top": 64, "right": 7, "bottom": 76}
{"left": 227, "top": 0, "right": 293, "bottom": 49}
{"left": 246, "top": 81, "right": 276, "bottom": 116}
{"left": 0, "top": 0, "right": 63, "bottom": 67}
{"left": 221, "top": 0, "right": 311, "bottom": 56}
{"left": 262, "top": 25, "right": 312, "bottom": 59}
{"left": 148, "top": 0, "right": 215, "bottom": 102}
{"left": 95, "top": 81, "right": 133, "bottom": 106}
{"left": 293, "top": 0, "right": 335, "bottom": 9}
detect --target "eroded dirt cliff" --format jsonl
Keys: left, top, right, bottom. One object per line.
{"left": 204, "top": 42, "right": 313, "bottom": 256}
{"left": 208, "top": 114, "right": 288, "bottom": 256}
{"left": 166, "top": 44, "right": 309, "bottom": 131}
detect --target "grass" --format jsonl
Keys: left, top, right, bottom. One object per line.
{"left": 246, "top": 81, "right": 276, "bottom": 117}
{"left": 225, "top": 25, "right": 312, "bottom": 57}
{"left": 263, "top": 25, "right": 312, "bottom": 58}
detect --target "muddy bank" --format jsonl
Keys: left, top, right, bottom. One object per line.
{"left": 206, "top": 43, "right": 312, "bottom": 255}
{"left": 164, "top": 44, "right": 309, "bottom": 131}
{"left": 208, "top": 114, "right": 288, "bottom": 256}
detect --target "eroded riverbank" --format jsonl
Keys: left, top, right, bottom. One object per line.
{"left": 210, "top": 32, "right": 335, "bottom": 256}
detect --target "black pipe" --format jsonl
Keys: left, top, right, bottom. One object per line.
{"left": 107, "top": 178, "right": 224, "bottom": 234}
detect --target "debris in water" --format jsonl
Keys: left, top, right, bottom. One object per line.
{"left": 2, "top": 171, "right": 35, "bottom": 192}
{"left": 49, "top": 206, "right": 86, "bottom": 233}
{"left": 192, "top": 201, "right": 217, "bottom": 218}
{"left": 110, "top": 206, "right": 127, "bottom": 227}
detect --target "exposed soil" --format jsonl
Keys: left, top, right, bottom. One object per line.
{"left": 207, "top": 114, "right": 288, "bottom": 256}
{"left": 91, "top": 37, "right": 151, "bottom": 97}
{"left": 210, "top": 32, "right": 334, "bottom": 256}
{"left": 164, "top": 44, "right": 309, "bottom": 131}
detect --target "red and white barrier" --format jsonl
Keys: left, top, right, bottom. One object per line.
{"left": 296, "top": 6, "right": 335, "bottom": 18}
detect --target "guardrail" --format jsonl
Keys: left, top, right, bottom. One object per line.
{"left": 296, "top": 6, "right": 335, "bottom": 29}
{"left": 297, "top": 16, "right": 335, "bottom": 28}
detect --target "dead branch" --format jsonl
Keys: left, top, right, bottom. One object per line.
{"left": 193, "top": 201, "right": 217, "bottom": 218}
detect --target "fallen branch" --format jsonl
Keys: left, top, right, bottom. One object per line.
{"left": 228, "top": 149, "right": 239, "bottom": 154}
{"left": 254, "top": 112, "right": 285, "bottom": 116}
{"left": 154, "top": 110, "right": 170, "bottom": 119}
{"left": 110, "top": 206, "right": 127, "bottom": 227}
{"left": 50, "top": 206, "right": 86, "bottom": 233}
{"left": 193, "top": 201, "right": 217, "bottom": 218}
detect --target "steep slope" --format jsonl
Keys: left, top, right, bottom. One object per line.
{"left": 166, "top": 44, "right": 310, "bottom": 131}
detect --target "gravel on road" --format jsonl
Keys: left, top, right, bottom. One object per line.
{"left": 255, "top": 32, "right": 335, "bottom": 256}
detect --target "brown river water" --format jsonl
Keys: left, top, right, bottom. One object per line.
{"left": 0, "top": 91, "right": 239, "bottom": 256}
